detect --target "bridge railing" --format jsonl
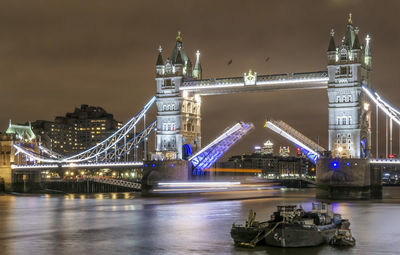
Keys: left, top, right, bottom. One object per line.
{"left": 90, "top": 177, "right": 141, "bottom": 190}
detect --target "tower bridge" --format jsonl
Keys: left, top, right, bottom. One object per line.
{"left": 1, "top": 14, "right": 399, "bottom": 198}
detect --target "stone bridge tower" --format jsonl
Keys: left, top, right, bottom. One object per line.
{"left": 327, "top": 14, "right": 372, "bottom": 158}
{"left": 154, "top": 32, "right": 202, "bottom": 160}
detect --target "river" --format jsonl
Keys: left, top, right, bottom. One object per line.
{"left": 1, "top": 187, "right": 400, "bottom": 255}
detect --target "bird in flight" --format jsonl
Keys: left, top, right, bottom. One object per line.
{"left": 227, "top": 59, "right": 233, "bottom": 65}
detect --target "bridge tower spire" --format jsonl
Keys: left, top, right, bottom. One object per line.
{"left": 154, "top": 32, "right": 202, "bottom": 160}
{"left": 193, "top": 50, "right": 202, "bottom": 80}
{"left": 327, "top": 14, "right": 372, "bottom": 158}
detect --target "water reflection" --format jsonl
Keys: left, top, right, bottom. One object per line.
{"left": 0, "top": 188, "right": 400, "bottom": 255}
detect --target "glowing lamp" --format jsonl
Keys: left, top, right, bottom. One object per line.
{"left": 331, "top": 161, "right": 340, "bottom": 170}
{"left": 364, "top": 102, "right": 370, "bottom": 111}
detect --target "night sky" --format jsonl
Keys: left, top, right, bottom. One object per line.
{"left": 1, "top": 0, "right": 400, "bottom": 157}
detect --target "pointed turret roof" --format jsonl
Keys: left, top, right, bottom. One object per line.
{"left": 6, "top": 121, "right": 36, "bottom": 142}
{"left": 365, "top": 34, "right": 372, "bottom": 56}
{"left": 194, "top": 50, "right": 202, "bottom": 71}
{"left": 175, "top": 50, "right": 183, "bottom": 65}
{"left": 343, "top": 13, "right": 356, "bottom": 49}
{"left": 328, "top": 29, "right": 336, "bottom": 52}
{"left": 170, "top": 31, "right": 189, "bottom": 64}
{"left": 156, "top": 46, "right": 164, "bottom": 66}
{"left": 186, "top": 58, "right": 192, "bottom": 67}
{"left": 353, "top": 29, "right": 361, "bottom": 50}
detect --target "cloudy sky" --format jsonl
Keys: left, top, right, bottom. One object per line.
{"left": 1, "top": 0, "right": 400, "bottom": 157}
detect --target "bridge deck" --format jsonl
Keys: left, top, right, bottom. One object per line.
{"left": 11, "top": 161, "right": 143, "bottom": 171}
{"left": 181, "top": 71, "right": 328, "bottom": 95}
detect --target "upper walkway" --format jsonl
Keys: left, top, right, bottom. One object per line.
{"left": 180, "top": 71, "right": 328, "bottom": 95}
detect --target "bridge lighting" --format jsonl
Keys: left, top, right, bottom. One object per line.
{"left": 195, "top": 94, "right": 201, "bottom": 103}
{"left": 337, "top": 146, "right": 343, "bottom": 152}
{"left": 362, "top": 85, "right": 400, "bottom": 125}
{"left": 180, "top": 76, "right": 329, "bottom": 91}
{"left": 264, "top": 120, "right": 323, "bottom": 163}
{"left": 364, "top": 102, "right": 370, "bottom": 111}
{"left": 346, "top": 162, "right": 350, "bottom": 166}
{"left": 157, "top": 182, "right": 240, "bottom": 187}
{"left": 112, "top": 172, "right": 116, "bottom": 176}
{"left": 331, "top": 161, "right": 339, "bottom": 169}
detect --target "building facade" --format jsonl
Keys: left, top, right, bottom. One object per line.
{"left": 327, "top": 14, "right": 372, "bottom": 158}
{"left": 221, "top": 151, "right": 314, "bottom": 179}
{"left": 154, "top": 32, "right": 202, "bottom": 160}
{"left": 31, "top": 105, "right": 122, "bottom": 155}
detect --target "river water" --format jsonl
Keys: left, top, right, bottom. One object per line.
{"left": 1, "top": 188, "right": 400, "bottom": 255}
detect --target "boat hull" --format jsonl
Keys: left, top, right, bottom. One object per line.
{"left": 264, "top": 223, "right": 336, "bottom": 247}
{"left": 230, "top": 225, "right": 262, "bottom": 245}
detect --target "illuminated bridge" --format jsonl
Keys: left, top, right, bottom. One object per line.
{"left": 6, "top": 15, "right": 400, "bottom": 194}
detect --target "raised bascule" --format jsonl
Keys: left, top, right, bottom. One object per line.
{"left": 2, "top": 14, "right": 400, "bottom": 198}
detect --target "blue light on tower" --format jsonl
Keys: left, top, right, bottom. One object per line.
{"left": 331, "top": 161, "right": 339, "bottom": 170}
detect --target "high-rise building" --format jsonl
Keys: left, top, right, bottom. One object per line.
{"left": 261, "top": 140, "right": 274, "bottom": 155}
{"left": 31, "top": 105, "right": 122, "bottom": 155}
{"left": 327, "top": 14, "right": 372, "bottom": 158}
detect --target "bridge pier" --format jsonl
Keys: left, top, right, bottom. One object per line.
{"left": 0, "top": 165, "right": 11, "bottom": 192}
{"left": 12, "top": 170, "right": 42, "bottom": 193}
{"left": 0, "top": 136, "right": 13, "bottom": 192}
{"left": 141, "top": 160, "right": 192, "bottom": 193}
{"left": 316, "top": 158, "right": 382, "bottom": 199}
